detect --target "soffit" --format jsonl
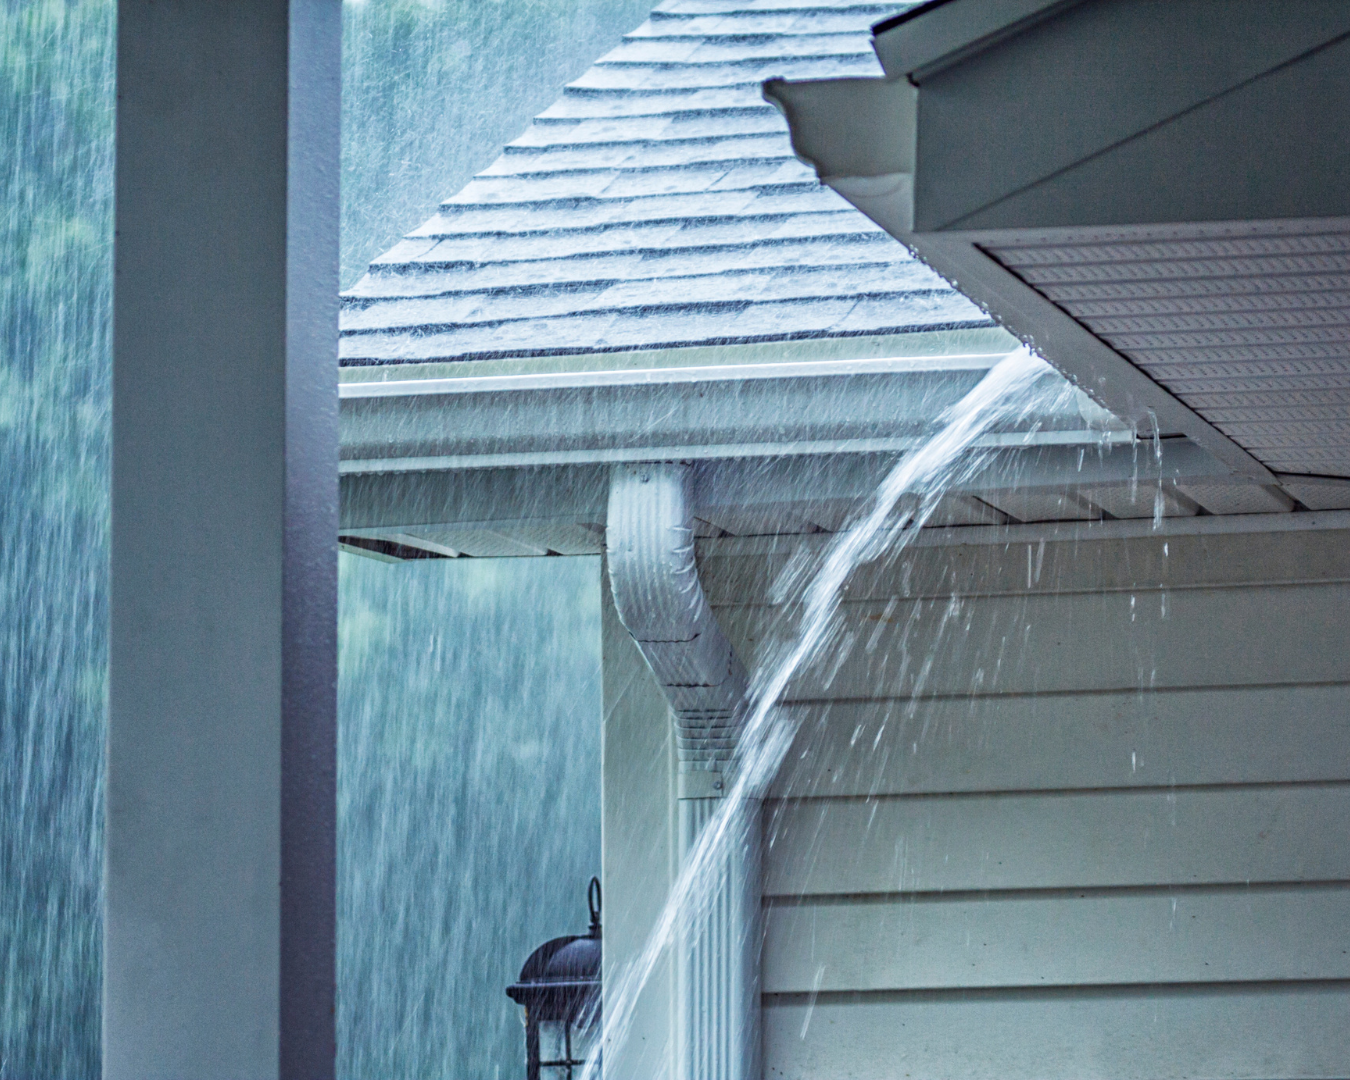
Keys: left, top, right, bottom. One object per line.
{"left": 984, "top": 220, "right": 1350, "bottom": 480}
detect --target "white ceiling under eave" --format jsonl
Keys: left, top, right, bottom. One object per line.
{"left": 982, "top": 222, "right": 1350, "bottom": 481}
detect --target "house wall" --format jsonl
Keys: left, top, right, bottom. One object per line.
{"left": 603, "top": 521, "right": 1350, "bottom": 1080}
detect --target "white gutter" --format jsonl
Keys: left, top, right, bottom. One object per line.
{"left": 606, "top": 462, "right": 760, "bottom": 1080}
{"left": 337, "top": 353, "right": 1003, "bottom": 398}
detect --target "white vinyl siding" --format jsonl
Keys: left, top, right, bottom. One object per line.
{"left": 701, "top": 523, "right": 1350, "bottom": 1080}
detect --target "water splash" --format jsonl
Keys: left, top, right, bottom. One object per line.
{"left": 584, "top": 346, "right": 1081, "bottom": 1080}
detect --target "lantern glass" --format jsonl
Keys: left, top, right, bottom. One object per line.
{"left": 538, "top": 1013, "right": 599, "bottom": 1080}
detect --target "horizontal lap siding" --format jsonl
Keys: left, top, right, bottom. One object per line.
{"left": 765, "top": 985, "right": 1350, "bottom": 1080}
{"left": 698, "top": 526, "right": 1350, "bottom": 608}
{"left": 725, "top": 527, "right": 1350, "bottom": 1080}
{"left": 764, "top": 885, "right": 1350, "bottom": 991}
{"left": 769, "top": 685, "right": 1350, "bottom": 798}
{"left": 764, "top": 784, "right": 1350, "bottom": 895}
{"left": 719, "top": 581, "right": 1350, "bottom": 700}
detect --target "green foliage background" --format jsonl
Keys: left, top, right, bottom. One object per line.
{"left": 338, "top": 556, "right": 602, "bottom": 1079}
{"left": 0, "top": 0, "right": 652, "bottom": 1075}
{"left": 0, "top": 2, "right": 113, "bottom": 1076}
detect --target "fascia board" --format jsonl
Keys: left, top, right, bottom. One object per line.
{"left": 339, "top": 355, "right": 1128, "bottom": 473}
{"left": 909, "top": 4, "right": 1350, "bottom": 231}
{"left": 337, "top": 440, "right": 1228, "bottom": 532}
{"left": 339, "top": 464, "right": 609, "bottom": 532}
{"left": 338, "top": 353, "right": 1001, "bottom": 399}
{"left": 943, "top": 39, "right": 1350, "bottom": 232}
{"left": 871, "top": 0, "right": 1084, "bottom": 82}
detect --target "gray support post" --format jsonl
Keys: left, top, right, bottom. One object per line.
{"left": 108, "top": 3, "right": 339, "bottom": 1078}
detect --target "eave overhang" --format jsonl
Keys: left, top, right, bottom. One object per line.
{"left": 337, "top": 337, "right": 1266, "bottom": 559}
{"left": 765, "top": 0, "right": 1350, "bottom": 501}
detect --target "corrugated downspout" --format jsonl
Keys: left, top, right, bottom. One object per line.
{"left": 606, "top": 462, "right": 761, "bottom": 1080}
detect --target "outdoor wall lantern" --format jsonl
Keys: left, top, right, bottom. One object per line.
{"left": 507, "top": 877, "right": 602, "bottom": 1080}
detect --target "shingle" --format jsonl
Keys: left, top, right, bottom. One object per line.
{"left": 572, "top": 53, "right": 878, "bottom": 89}
{"left": 489, "top": 132, "right": 791, "bottom": 172}
{"left": 397, "top": 214, "right": 883, "bottom": 269}
{"left": 634, "top": 9, "right": 896, "bottom": 35}
{"left": 538, "top": 85, "right": 771, "bottom": 118}
{"left": 424, "top": 182, "right": 845, "bottom": 231}
{"left": 339, "top": 0, "right": 983, "bottom": 366}
{"left": 608, "top": 34, "right": 870, "bottom": 63}
{"left": 656, "top": 0, "right": 903, "bottom": 13}
{"left": 829, "top": 293, "right": 991, "bottom": 333}
{"left": 413, "top": 201, "right": 850, "bottom": 242}
{"left": 512, "top": 110, "right": 781, "bottom": 146}
{"left": 349, "top": 234, "right": 910, "bottom": 299}
{"left": 345, "top": 263, "right": 947, "bottom": 329}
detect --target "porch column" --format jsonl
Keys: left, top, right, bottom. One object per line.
{"left": 108, "top": 2, "right": 339, "bottom": 1077}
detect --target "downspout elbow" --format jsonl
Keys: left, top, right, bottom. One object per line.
{"left": 606, "top": 463, "right": 748, "bottom": 787}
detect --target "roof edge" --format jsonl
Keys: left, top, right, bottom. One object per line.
{"left": 872, "top": 0, "right": 1086, "bottom": 82}
{"left": 338, "top": 327, "right": 1019, "bottom": 383}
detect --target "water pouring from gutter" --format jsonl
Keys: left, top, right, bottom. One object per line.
{"left": 586, "top": 345, "right": 1082, "bottom": 1080}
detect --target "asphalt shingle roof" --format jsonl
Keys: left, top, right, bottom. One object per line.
{"left": 340, "top": 0, "right": 994, "bottom": 367}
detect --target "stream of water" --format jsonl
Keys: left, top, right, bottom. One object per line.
{"left": 585, "top": 347, "right": 1083, "bottom": 1080}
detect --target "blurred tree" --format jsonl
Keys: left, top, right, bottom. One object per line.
{"left": 338, "top": 556, "right": 602, "bottom": 1079}
{"left": 338, "top": 4, "right": 652, "bottom": 1075}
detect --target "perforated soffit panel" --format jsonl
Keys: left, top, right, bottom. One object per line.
{"left": 984, "top": 222, "right": 1350, "bottom": 482}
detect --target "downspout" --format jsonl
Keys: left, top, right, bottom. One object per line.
{"left": 606, "top": 462, "right": 761, "bottom": 1080}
